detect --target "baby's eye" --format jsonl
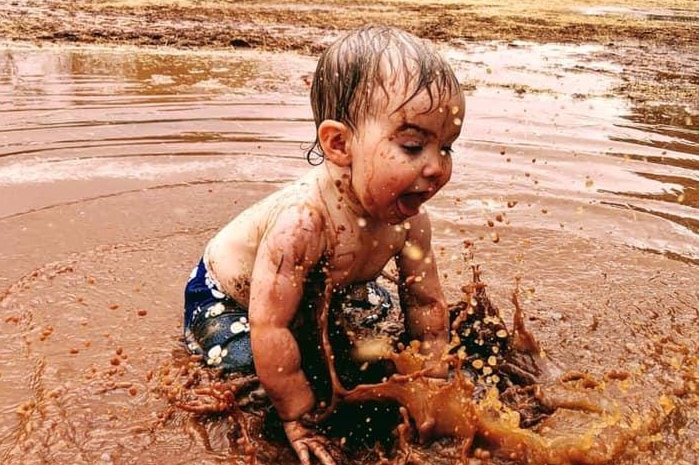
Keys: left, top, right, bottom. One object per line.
{"left": 402, "top": 143, "right": 424, "bottom": 155}
{"left": 440, "top": 146, "right": 454, "bottom": 157}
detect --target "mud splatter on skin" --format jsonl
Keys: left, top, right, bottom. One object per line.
{"left": 223, "top": 275, "right": 251, "bottom": 304}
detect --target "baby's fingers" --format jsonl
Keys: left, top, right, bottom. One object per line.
{"left": 293, "top": 441, "right": 312, "bottom": 465}
{"left": 308, "top": 440, "right": 337, "bottom": 465}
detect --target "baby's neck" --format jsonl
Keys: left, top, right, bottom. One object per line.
{"left": 316, "top": 163, "right": 371, "bottom": 227}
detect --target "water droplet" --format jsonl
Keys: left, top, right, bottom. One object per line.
{"left": 404, "top": 243, "right": 424, "bottom": 260}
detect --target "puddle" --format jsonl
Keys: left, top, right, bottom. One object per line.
{"left": 0, "top": 41, "right": 698, "bottom": 465}
{"left": 439, "top": 41, "right": 698, "bottom": 264}
{"left": 0, "top": 44, "right": 317, "bottom": 219}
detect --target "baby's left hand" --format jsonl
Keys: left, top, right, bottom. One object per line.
{"left": 283, "top": 420, "right": 338, "bottom": 465}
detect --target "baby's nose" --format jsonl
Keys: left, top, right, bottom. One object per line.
{"left": 421, "top": 152, "right": 446, "bottom": 179}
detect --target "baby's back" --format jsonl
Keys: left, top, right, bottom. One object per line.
{"left": 204, "top": 179, "right": 311, "bottom": 305}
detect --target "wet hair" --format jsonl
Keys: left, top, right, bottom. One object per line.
{"left": 306, "top": 25, "right": 462, "bottom": 164}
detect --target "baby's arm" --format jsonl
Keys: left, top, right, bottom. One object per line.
{"left": 396, "top": 212, "right": 449, "bottom": 378}
{"left": 248, "top": 207, "right": 338, "bottom": 465}
{"left": 248, "top": 205, "right": 326, "bottom": 420}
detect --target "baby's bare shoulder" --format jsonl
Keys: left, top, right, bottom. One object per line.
{"left": 215, "top": 184, "right": 323, "bottom": 240}
{"left": 205, "top": 180, "right": 330, "bottom": 286}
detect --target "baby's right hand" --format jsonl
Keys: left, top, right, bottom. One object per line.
{"left": 283, "top": 420, "right": 338, "bottom": 465}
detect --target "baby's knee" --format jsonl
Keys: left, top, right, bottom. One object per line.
{"left": 185, "top": 302, "right": 255, "bottom": 374}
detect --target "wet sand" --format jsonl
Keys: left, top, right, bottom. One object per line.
{"left": 1, "top": 1, "right": 698, "bottom": 464}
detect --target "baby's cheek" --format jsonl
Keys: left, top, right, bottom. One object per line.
{"left": 375, "top": 149, "right": 395, "bottom": 163}
{"left": 441, "top": 158, "right": 453, "bottom": 183}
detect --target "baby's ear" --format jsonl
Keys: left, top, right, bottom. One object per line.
{"left": 318, "top": 120, "right": 351, "bottom": 167}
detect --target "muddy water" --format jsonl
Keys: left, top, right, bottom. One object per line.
{"left": 1, "top": 41, "right": 698, "bottom": 465}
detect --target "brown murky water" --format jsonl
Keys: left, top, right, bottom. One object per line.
{"left": 1, "top": 39, "right": 697, "bottom": 465}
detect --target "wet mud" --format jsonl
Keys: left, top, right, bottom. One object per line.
{"left": 1, "top": 1, "right": 699, "bottom": 464}
{"left": 155, "top": 263, "right": 696, "bottom": 465}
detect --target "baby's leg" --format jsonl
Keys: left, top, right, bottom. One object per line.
{"left": 185, "top": 302, "right": 254, "bottom": 373}
{"left": 183, "top": 259, "right": 254, "bottom": 374}
{"left": 337, "top": 280, "right": 394, "bottom": 328}
{"left": 330, "top": 281, "right": 401, "bottom": 387}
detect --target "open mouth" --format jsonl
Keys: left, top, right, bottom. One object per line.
{"left": 397, "top": 192, "right": 429, "bottom": 218}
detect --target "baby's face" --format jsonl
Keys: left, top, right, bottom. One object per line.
{"left": 346, "top": 85, "right": 465, "bottom": 224}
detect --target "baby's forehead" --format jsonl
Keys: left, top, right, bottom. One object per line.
{"left": 370, "top": 78, "right": 462, "bottom": 118}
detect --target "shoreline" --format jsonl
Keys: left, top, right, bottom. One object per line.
{"left": 3, "top": 0, "right": 697, "bottom": 119}
{"left": 2, "top": 0, "right": 698, "bottom": 52}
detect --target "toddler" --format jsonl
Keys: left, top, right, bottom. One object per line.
{"left": 184, "top": 25, "right": 465, "bottom": 465}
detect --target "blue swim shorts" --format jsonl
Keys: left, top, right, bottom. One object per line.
{"left": 184, "top": 259, "right": 254, "bottom": 373}
{"left": 183, "top": 258, "right": 394, "bottom": 374}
